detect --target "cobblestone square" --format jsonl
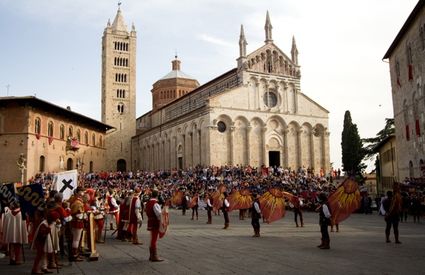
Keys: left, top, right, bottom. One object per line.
{"left": 1, "top": 210, "right": 424, "bottom": 275}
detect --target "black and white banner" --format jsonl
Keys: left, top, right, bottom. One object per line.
{"left": 53, "top": 170, "right": 78, "bottom": 200}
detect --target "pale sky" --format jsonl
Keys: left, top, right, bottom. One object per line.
{"left": 0, "top": 0, "right": 419, "bottom": 172}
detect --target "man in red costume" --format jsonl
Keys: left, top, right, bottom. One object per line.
{"left": 145, "top": 190, "right": 163, "bottom": 262}
{"left": 70, "top": 187, "right": 86, "bottom": 261}
{"left": 128, "top": 188, "right": 143, "bottom": 245}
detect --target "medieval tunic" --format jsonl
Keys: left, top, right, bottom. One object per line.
{"left": 2, "top": 208, "right": 28, "bottom": 245}
{"left": 146, "top": 198, "right": 161, "bottom": 231}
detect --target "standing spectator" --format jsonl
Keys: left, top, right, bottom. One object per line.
{"left": 382, "top": 191, "right": 402, "bottom": 244}
{"left": 400, "top": 193, "right": 410, "bottom": 222}
{"left": 411, "top": 193, "right": 421, "bottom": 223}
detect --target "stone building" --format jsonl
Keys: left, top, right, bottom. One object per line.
{"left": 383, "top": 0, "right": 425, "bottom": 180}
{"left": 101, "top": 7, "right": 137, "bottom": 171}
{"left": 375, "top": 135, "right": 397, "bottom": 194}
{"left": 132, "top": 12, "right": 330, "bottom": 172}
{"left": 0, "top": 96, "right": 113, "bottom": 183}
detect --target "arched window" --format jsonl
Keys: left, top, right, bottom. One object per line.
{"left": 117, "top": 103, "right": 124, "bottom": 114}
{"left": 60, "top": 124, "right": 65, "bottom": 139}
{"left": 35, "top": 117, "right": 41, "bottom": 134}
{"left": 99, "top": 135, "right": 103, "bottom": 148}
{"left": 39, "top": 155, "right": 45, "bottom": 172}
{"left": 77, "top": 129, "right": 81, "bottom": 141}
{"left": 85, "top": 131, "right": 89, "bottom": 145}
{"left": 122, "top": 90, "right": 126, "bottom": 98}
{"left": 68, "top": 126, "right": 73, "bottom": 138}
{"left": 92, "top": 133, "right": 96, "bottom": 146}
{"left": 48, "top": 121, "right": 54, "bottom": 137}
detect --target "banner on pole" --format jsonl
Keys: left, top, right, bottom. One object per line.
{"left": 53, "top": 170, "right": 78, "bottom": 200}
{"left": 16, "top": 184, "right": 45, "bottom": 219}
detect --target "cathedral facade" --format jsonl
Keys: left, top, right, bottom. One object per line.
{"left": 131, "top": 12, "right": 330, "bottom": 172}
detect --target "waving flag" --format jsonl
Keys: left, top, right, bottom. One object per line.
{"left": 259, "top": 188, "right": 292, "bottom": 224}
{"left": 228, "top": 189, "right": 252, "bottom": 211}
{"left": 52, "top": 170, "right": 78, "bottom": 200}
{"left": 328, "top": 177, "right": 361, "bottom": 225}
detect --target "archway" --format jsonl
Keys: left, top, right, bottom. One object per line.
{"left": 67, "top": 158, "right": 73, "bottom": 170}
{"left": 117, "top": 159, "right": 126, "bottom": 172}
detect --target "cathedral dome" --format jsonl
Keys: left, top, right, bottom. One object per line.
{"left": 151, "top": 57, "right": 199, "bottom": 111}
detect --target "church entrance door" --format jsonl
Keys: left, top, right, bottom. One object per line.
{"left": 117, "top": 159, "right": 126, "bottom": 172}
{"left": 268, "top": 151, "right": 280, "bottom": 167}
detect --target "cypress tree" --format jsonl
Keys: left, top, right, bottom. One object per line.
{"left": 341, "top": 111, "right": 365, "bottom": 176}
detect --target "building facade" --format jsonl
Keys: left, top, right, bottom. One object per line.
{"left": 0, "top": 97, "right": 113, "bottom": 183}
{"left": 375, "top": 135, "right": 397, "bottom": 194}
{"left": 384, "top": 0, "right": 425, "bottom": 180}
{"left": 132, "top": 13, "right": 330, "bottom": 173}
{"left": 101, "top": 7, "right": 137, "bottom": 172}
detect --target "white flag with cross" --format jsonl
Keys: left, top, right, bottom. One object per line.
{"left": 53, "top": 170, "right": 78, "bottom": 200}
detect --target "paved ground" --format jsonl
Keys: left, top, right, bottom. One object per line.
{"left": 1, "top": 210, "right": 425, "bottom": 275}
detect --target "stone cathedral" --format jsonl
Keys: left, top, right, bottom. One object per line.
{"left": 103, "top": 8, "right": 330, "bottom": 172}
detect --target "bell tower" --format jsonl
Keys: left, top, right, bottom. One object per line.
{"left": 101, "top": 5, "right": 136, "bottom": 172}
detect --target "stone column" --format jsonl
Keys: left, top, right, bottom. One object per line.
{"left": 172, "top": 136, "right": 177, "bottom": 169}
{"left": 282, "top": 129, "right": 289, "bottom": 168}
{"left": 229, "top": 125, "right": 235, "bottom": 166}
{"left": 246, "top": 126, "right": 251, "bottom": 166}
{"left": 256, "top": 82, "right": 261, "bottom": 110}
{"left": 189, "top": 132, "right": 193, "bottom": 168}
{"left": 182, "top": 134, "right": 186, "bottom": 169}
{"left": 198, "top": 129, "right": 202, "bottom": 166}
{"left": 282, "top": 81, "right": 288, "bottom": 112}
{"left": 297, "top": 129, "right": 303, "bottom": 169}
{"left": 162, "top": 140, "right": 166, "bottom": 169}
{"left": 168, "top": 139, "right": 171, "bottom": 169}
{"left": 262, "top": 127, "right": 267, "bottom": 166}
{"left": 310, "top": 129, "right": 315, "bottom": 170}
{"left": 323, "top": 130, "right": 331, "bottom": 172}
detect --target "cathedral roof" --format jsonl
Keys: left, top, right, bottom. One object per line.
{"left": 159, "top": 70, "right": 196, "bottom": 80}
{"left": 159, "top": 57, "right": 197, "bottom": 80}
{"left": 111, "top": 7, "right": 128, "bottom": 32}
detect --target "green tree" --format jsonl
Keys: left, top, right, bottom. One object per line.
{"left": 362, "top": 118, "right": 395, "bottom": 159}
{"left": 341, "top": 110, "right": 366, "bottom": 176}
